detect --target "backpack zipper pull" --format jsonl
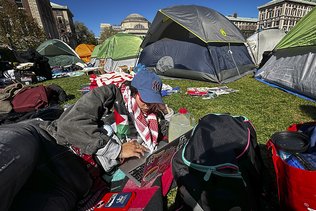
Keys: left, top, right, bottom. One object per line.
{"left": 204, "top": 168, "right": 213, "bottom": 181}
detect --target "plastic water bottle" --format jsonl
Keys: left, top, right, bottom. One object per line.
{"left": 168, "top": 108, "right": 195, "bottom": 142}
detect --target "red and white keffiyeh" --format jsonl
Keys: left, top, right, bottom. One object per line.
{"left": 121, "top": 85, "right": 159, "bottom": 151}
{"left": 95, "top": 72, "right": 133, "bottom": 88}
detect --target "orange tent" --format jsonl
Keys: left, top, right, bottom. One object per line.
{"left": 75, "top": 44, "right": 95, "bottom": 63}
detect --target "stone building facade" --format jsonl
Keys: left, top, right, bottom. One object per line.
{"left": 100, "top": 23, "right": 123, "bottom": 34}
{"left": 258, "top": 0, "right": 316, "bottom": 32}
{"left": 226, "top": 14, "right": 258, "bottom": 38}
{"left": 11, "top": 0, "right": 59, "bottom": 39}
{"left": 100, "top": 13, "right": 150, "bottom": 37}
{"left": 121, "top": 13, "right": 150, "bottom": 36}
{"left": 50, "top": 2, "right": 76, "bottom": 48}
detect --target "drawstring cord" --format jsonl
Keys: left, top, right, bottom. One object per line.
{"left": 228, "top": 43, "right": 241, "bottom": 76}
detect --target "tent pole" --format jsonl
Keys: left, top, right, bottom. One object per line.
{"left": 257, "top": 28, "right": 261, "bottom": 67}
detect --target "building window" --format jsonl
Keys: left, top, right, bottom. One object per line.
{"left": 267, "top": 22, "right": 271, "bottom": 28}
{"left": 134, "top": 24, "right": 145, "bottom": 29}
{"left": 275, "top": 21, "right": 279, "bottom": 27}
{"left": 268, "top": 9, "right": 273, "bottom": 18}
{"left": 57, "top": 16, "right": 63, "bottom": 24}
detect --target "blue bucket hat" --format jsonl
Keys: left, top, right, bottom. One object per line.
{"left": 131, "top": 69, "right": 163, "bottom": 104}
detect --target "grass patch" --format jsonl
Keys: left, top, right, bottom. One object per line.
{"left": 42, "top": 74, "right": 316, "bottom": 207}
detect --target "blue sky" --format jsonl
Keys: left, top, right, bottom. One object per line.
{"left": 52, "top": 0, "right": 268, "bottom": 36}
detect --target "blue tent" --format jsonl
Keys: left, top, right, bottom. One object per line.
{"left": 138, "top": 5, "right": 255, "bottom": 83}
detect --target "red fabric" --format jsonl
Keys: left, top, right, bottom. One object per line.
{"left": 95, "top": 72, "right": 133, "bottom": 88}
{"left": 287, "top": 124, "right": 299, "bottom": 132}
{"left": 267, "top": 138, "right": 316, "bottom": 211}
{"left": 120, "top": 165, "right": 174, "bottom": 210}
{"left": 12, "top": 85, "right": 48, "bottom": 112}
{"left": 122, "top": 179, "right": 159, "bottom": 209}
{"left": 161, "top": 165, "right": 174, "bottom": 196}
{"left": 89, "top": 74, "right": 98, "bottom": 90}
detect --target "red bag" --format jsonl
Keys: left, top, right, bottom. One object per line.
{"left": 267, "top": 122, "right": 316, "bottom": 211}
{"left": 11, "top": 85, "right": 49, "bottom": 112}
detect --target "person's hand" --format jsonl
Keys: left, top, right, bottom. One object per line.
{"left": 119, "top": 140, "right": 149, "bottom": 159}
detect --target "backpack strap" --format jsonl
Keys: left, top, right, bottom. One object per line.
{"left": 179, "top": 186, "right": 204, "bottom": 211}
{"left": 182, "top": 143, "right": 243, "bottom": 181}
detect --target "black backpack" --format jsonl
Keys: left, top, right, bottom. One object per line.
{"left": 172, "top": 113, "right": 266, "bottom": 211}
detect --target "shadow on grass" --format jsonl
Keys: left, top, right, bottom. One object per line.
{"left": 300, "top": 105, "right": 316, "bottom": 120}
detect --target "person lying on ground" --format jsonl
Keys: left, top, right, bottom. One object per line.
{"left": 40, "top": 67, "right": 167, "bottom": 172}
{"left": 0, "top": 68, "right": 167, "bottom": 211}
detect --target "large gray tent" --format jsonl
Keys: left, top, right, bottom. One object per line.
{"left": 139, "top": 5, "right": 255, "bottom": 83}
{"left": 255, "top": 7, "right": 316, "bottom": 100}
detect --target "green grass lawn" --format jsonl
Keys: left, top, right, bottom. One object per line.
{"left": 43, "top": 74, "right": 316, "bottom": 145}
{"left": 42, "top": 74, "right": 316, "bottom": 208}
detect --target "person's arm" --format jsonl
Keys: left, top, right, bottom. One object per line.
{"left": 96, "top": 139, "right": 148, "bottom": 172}
{"left": 51, "top": 85, "right": 121, "bottom": 154}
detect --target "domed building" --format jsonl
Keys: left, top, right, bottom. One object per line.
{"left": 121, "top": 13, "right": 150, "bottom": 36}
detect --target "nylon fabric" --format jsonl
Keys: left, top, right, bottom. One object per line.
{"left": 97, "top": 33, "right": 142, "bottom": 60}
{"left": 172, "top": 113, "right": 266, "bottom": 210}
{"left": 36, "top": 39, "right": 83, "bottom": 67}
{"left": 256, "top": 46, "right": 316, "bottom": 100}
{"left": 276, "top": 7, "right": 316, "bottom": 49}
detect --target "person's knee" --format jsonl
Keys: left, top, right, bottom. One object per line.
{"left": 0, "top": 126, "right": 40, "bottom": 173}
{"left": 0, "top": 125, "right": 41, "bottom": 211}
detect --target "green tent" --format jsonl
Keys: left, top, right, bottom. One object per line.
{"left": 97, "top": 33, "right": 142, "bottom": 60}
{"left": 91, "top": 44, "right": 101, "bottom": 58}
{"left": 276, "top": 7, "right": 316, "bottom": 49}
{"left": 36, "top": 39, "right": 83, "bottom": 67}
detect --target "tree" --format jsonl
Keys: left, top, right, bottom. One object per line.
{"left": 0, "top": 0, "right": 46, "bottom": 51}
{"left": 75, "top": 21, "right": 97, "bottom": 45}
{"left": 99, "top": 26, "right": 118, "bottom": 43}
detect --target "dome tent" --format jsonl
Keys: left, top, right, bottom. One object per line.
{"left": 75, "top": 44, "right": 95, "bottom": 63}
{"left": 247, "top": 29, "right": 286, "bottom": 66}
{"left": 255, "top": 7, "right": 316, "bottom": 101}
{"left": 138, "top": 5, "right": 255, "bottom": 83}
{"left": 95, "top": 33, "right": 143, "bottom": 72}
{"left": 36, "top": 39, "right": 83, "bottom": 67}
{"left": 89, "top": 44, "right": 101, "bottom": 66}
{"left": 91, "top": 44, "right": 101, "bottom": 59}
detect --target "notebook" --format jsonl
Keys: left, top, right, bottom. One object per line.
{"left": 119, "top": 130, "right": 192, "bottom": 187}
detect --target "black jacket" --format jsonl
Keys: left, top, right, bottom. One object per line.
{"left": 41, "top": 84, "right": 124, "bottom": 155}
